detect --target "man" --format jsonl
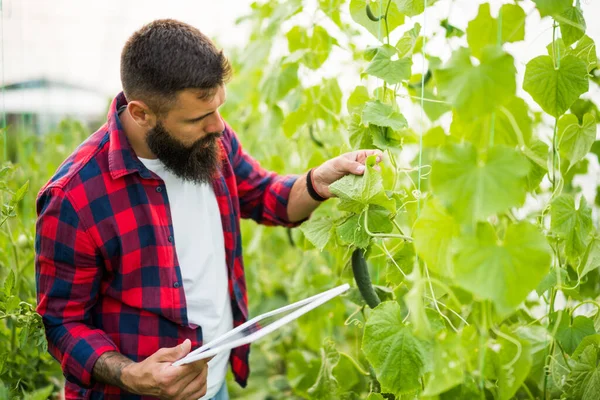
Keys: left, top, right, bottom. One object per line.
{"left": 35, "top": 19, "right": 382, "bottom": 399}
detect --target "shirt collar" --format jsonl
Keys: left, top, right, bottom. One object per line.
{"left": 107, "top": 92, "right": 155, "bottom": 180}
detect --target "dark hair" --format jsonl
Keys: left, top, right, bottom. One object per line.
{"left": 120, "top": 19, "right": 231, "bottom": 115}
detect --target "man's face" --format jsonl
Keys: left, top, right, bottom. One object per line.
{"left": 145, "top": 86, "right": 227, "bottom": 184}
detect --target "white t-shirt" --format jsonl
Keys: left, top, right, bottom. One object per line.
{"left": 139, "top": 157, "right": 233, "bottom": 400}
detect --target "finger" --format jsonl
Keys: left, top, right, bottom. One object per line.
{"left": 356, "top": 149, "right": 384, "bottom": 163}
{"left": 169, "top": 359, "right": 208, "bottom": 386}
{"left": 337, "top": 156, "right": 365, "bottom": 175}
{"left": 176, "top": 367, "right": 208, "bottom": 399}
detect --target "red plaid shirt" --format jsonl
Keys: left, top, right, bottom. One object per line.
{"left": 35, "top": 92, "right": 301, "bottom": 399}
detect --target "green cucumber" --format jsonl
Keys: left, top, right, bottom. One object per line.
{"left": 351, "top": 248, "right": 381, "bottom": 309}
{"left": 365, "top": 4, "right": 383, "bottom": 22}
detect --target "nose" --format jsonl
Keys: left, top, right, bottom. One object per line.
{"left": 205, "top": 111, "right": 225, "bottom": 135}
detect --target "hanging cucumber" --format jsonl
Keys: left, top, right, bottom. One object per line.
{"left": 351, "top": 248, "right": 381, "bottom": 309}
{"left": 365, "top": 4, "right": 383, "bottom": 22}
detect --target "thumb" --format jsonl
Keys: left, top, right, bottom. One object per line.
{"left": 155, "top": 339, "right": 191, "bottom": 362}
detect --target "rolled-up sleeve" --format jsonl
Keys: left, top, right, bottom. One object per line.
{"left": 35, "top": 187, "right": 118, "bottom": 388}
{"left": 222, "top": 124, "right": 302, "bottom": 227}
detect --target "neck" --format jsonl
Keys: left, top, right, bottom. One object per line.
{"left": 119, "top": 107, "right": 157, "bottom": 159}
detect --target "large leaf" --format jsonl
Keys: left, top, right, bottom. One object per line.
{"left": 364, "top": 45, "right": 412, "bottom": 84}
{"left": 261, "top": 61, "right": 299, "bottom": 104}
{"left": 349, "top": 0, "right": 405, "bottom": 39}
{"left": 450, "top": 96, "right": 533, "bottom": 148}
{"left": 301, "top": 218, "right": 334, "bottom": 251}
{"left": 362, "top": 301, "right": 429, "bottom": 395}
{"left": 466, "top": 3, "right": 526, "bottom": 59}
{"left": 556, "top": 315, "right": 597, "bottom": 355}
{"left": 523, "top": 55, "right": 589, "bottom": 117}
{"left": 558, "top": 113, "right": 596, "bottom": 169}
{"left": 454, "top": 222, "right": 552, "bottom": 313}
{"left": 286, "top": 25, "right": 337, "bottom": 70}
{"left": 329, "top": 155, "right": 396, "bottom": 214}
{"left": 361, "top": 100, "right": 408, "bottom": 131}
{"left": 435, "top": 46, "right": 516, "bottom": 120}
{"left": 580, "top": 237, "right": 600, "bottom": 279}
{"left": 551, "top": 194, "right": 593, "bottom": 260}
{"left": 431, "top": 143, "right": 530, "bottom": 222}
{"left": 347, "top": 86, "right": 370, "bottom": 114}
{"left": 533, "top": 0, "right": 571, "bottom": 18}
{"left": 572, "top": 35, "right": 597, "bottom": 73}
{"left": 393, "top": 0, "right": 432, "bottom": 17}
{"left": 559, "top": 6, "right": 586, "bottom": 46}
{"left": 412, "top": 197, "right": 458, "bottom": 277}
{"left": 395, "top": 23, "right": 422, "bottom": 58}
{"left": 565, "top": 342, "right": 600, "bottom": 399}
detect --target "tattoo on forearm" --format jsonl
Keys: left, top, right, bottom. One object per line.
{"left": 93, "top": 352, "right": 134, "bottom": 390}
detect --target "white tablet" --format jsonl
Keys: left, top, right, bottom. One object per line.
{"left": 173, "top": 283, "right": 350, "bottom": 366}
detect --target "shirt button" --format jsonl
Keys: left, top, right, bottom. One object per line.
{"left": 173, "top": 282, "right": 180, "bottom": 288}
{"left": 156, "top": 186, "right": 163, "bottom": 193}
{"left": 168, "top": 235, "right": 174, "bottom": 243}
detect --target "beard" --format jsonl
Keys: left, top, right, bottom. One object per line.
{"left": 145, "top": 121, "right": 222, "bottom": 184}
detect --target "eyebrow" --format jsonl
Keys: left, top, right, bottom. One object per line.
{"left": 185, "top": 96, "right": 227, "bottom": 123}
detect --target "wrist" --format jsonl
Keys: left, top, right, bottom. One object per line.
{"left": 307, "top": 168, "right": 328, "bottom": 201}
{"left": 121, "top": 363, "right": 146, "bottom": 395}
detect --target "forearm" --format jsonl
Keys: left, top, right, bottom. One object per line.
{"left": 287, "top": 172, "right": 324, "bottom": 222}
{"left": 93, "top": 351, "right": 139, "bottom": 394}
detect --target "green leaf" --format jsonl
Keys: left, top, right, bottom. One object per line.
{"left": 580, "top": 237, "right": 600, "bottom": 278}
{"left": 422, "top": 332, "right": 465, "bottom": 396}
{"left": 330, "top": 155, "right": 396, "bottom": 214}
{"left": 572, "top": 35, "right": 597, "bottom": 73}
{"left": 366, "top": 394, "right": 385, "bottom": 400}
{"left": 556, "top": 315, "right": 597, "bottom": 355}
{"left": 551, "top": 195, "right": 593, "bottom": 260}
{"left": 287, "top": 350, "right": 320, "bottom": 393}
{"left": 449, "top": 96, "right": 533, "bottom": 148}
{"left": 349, "top": 0, "right": 405, "bottom": 40}
{"left": 23, "top": 386, "right": 55, "bottom": 400}
{"left": 499, "top": 3, "right": 527, "bottom": 43}
{"left": 533, "top": 0, "right": 571, "bottom": 18}
{"left": 454, "top": 222, "right": 552, "bottom": 314}
{"left": 559, "top": 6, "right": 586, "bottom": 46}
{"left": 523, "top": 55, "right": 589, "bottom": 117}
{"left": 484, "top": 326, "right": 533, "bottom": 400}
{"left": 301, "top": 218, "right": 334, "bottom": 251}
{"left": 558, "top": 113, "right": 596, "bottom": 169}
{"left": 436, "top": 47, "right": 516, "bottom": 119}
{"left": 361, "top": 100, "right": 407, "bottom": 131}
{"left": 9, "top": 181, "right": 29, "bottom": 207}
{"left": 395, "top": 23, "right": 422, "bottom": 58}
{"left": 261, "top": 62, "right": 299, "bottom": 104}
{"left": 365, "top": 45, "right": 412, "bottom": 84}
{"left": 565, "top": 342, "right": 600, "bottom": 399}
{"left": 466, "top": 3, "right": 525, "bottom": 59}
{"left": 337, "top": 214, "right": 370, "bottom": 249}
{"left": 536, "top": 266, "right": 569, "bottom": 295}
{"left": 308, "top": 339, "right": 341, "bottom": 399}
{"left": 393, "top": 0, "right": 431, "bottom": 17}
{"left": 348, "top": 113, "right": 376, "bottom": 149}
{"left": 347, "top": 86, "right": 370, "bottom": 114}
{"left": 3, "top": 269, "right": 15, "bottom": 296}
{"left": 287, "top": 25, "right": 337, "bottom": 69}
{"left": 412, "top": 197, "right": 458, "bottom": 277}
{"left": 362, "top": 301, "right": 429, "bottom": 395}
{"left": 431, "top": 143, "right": 530, "bottom": 223}
{"left": 440, "top": 19, "right": 464, "bottom": 38}
{"left": 523, "top": 140, "right": 550, "bottom": 191}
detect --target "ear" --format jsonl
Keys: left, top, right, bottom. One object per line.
{"left": 126, "top": 101, "right": 156, "bottom": 128}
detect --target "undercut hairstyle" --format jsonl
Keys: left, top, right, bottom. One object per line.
{"left": 120, "top": 19, "right": 232, "bottom": 116}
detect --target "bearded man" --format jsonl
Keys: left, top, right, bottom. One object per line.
{"left": 35, "top": 19, "right": 382, "bottom": 400}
